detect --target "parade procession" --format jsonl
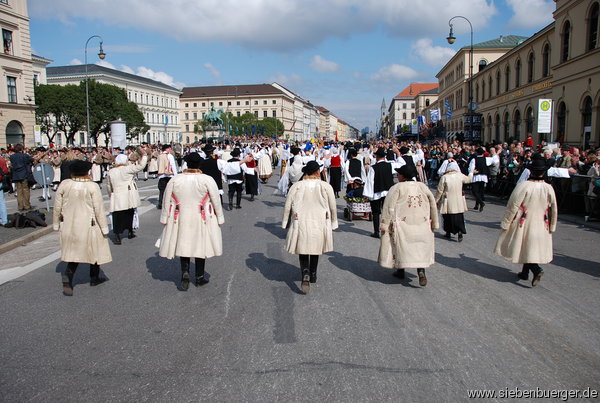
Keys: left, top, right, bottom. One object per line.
{"left": 1, "top": 0, "right": 599, "bottom": 401}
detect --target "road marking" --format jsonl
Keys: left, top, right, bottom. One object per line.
{"left": 224, "top": 270, "right": 235, "bottom": 318}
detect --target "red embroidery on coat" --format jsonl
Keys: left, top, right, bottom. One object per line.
{"left": 544, "top": 206, "right": 549, "bottom": 230}
{"left": 199, "top": 193, "right": 210, "bottom": 221}
{"left": 172, "top": 193, "right": 180, "bottom": 222}
{"left": 518, "top": 204, "right": 527, "bottom": 227}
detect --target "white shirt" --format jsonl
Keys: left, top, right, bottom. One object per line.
{"left": 158, "top": 153, "right": 178, "bottom": 179}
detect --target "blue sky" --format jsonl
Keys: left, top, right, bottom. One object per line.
{"left": 28, "top": 0, "right": 555, "bottom": 131}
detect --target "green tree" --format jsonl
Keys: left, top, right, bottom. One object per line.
{"left": 34, "top": 84, "right": 86, "bottom": 144}
{"left": 260, "top": 117, "right": 284, "bottom": 138}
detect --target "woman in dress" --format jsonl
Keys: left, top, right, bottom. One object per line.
{"left": 106, "top": 148, "right": 147, "bottom": 244}
{"left": 282, "top": 161, "right": 338, "bottom": 294}
{"left": 435, "top": 160, "right": 472, "bottom": 242}
{"left": 158, "top": 152, "right": 224, "bottom": 291}
{"left": 53, "top": 160, "right": 111, "bottom": 296}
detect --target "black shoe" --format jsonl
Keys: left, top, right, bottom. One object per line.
{"left": 531, "top": 270, "right": 544, "bottom": 287}
{"left": 114, "top": 234, "right": 122, "bottom": 245}
{"left": 181, "top": 272, "right": 190, "bottom": 291}
{"left": 128, "top": 230, "right": 136, "bottom": 239}
{"left": 301, "top": 273, "right": 310, "bottom": 294}
{"left": 156, "top": 205, "right": 162, "bottom": 210}
{"left": 417, "top": 269, "right": 427, "bottom": 287}
{"left": 250, "top": 195, "right": 255, "bottom": 201}
{"left": 370, "top": 232, "right": 380, "bottom": 239}
{"left": 235, "top": 205, "right": 242, "bottom": 209}
{"left": 90, "top": 277, "right": 107, "bottom": 286}
{"left": 62, "top": 275, "right": 73, "bottom": 296}
{"left": 444, "top": 232, "right": 451, "bottom": 239}
{"left": 309, "top": 269, "right": 317, "bottom": 283}
{"left": 195, "top": 276, "right": 209, "bottom": 286}
{"left": 479, "top": 202, "right": 485, "bottom": 212}
{"left": 228, "top": 203, "right": 233, "bottom": 210}
{"left": 38, "top": 196, "right": 46, "bottom": 202}
{"left": 458, "top": 233, "right": 463, "bottom": 242}
{"left": 393, "top": 269, "right": 405, "bottom": 279}
{"left": 517, "top": 272, "right": 529, "bottom": 281}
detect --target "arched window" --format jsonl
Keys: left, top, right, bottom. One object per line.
{"left": 488, "top": 76, "right": 493, "bottom": 98}
{"left": 515, "top": 59, "right": 521, "bottom": 87}
{"left": 588, "top": 2, "right": 599, "bottom": 51}
{"left": 583, "top": 96, "right": 593, "bottom": 128}
{"left": 514, "top": 109, "right": 522, "bottom": 140}
{"left": 495, "top": 114, "right": 501, "bottom": 141}
{"left": 505, "top": 66, "right": 510, "bottom": 92}
{"left": 482, "top": 80, "right": 486, "bottom": 101}
{"left": 504, "top": 112, "right": 510, "bottom": 140}
{"left": 475, "top": 83, "right": 479, "bottom": 103}
{"left": 425, "top": 99, "right": 430, "bottom": 106}
{"left": 525, "top": 107, "right": 534, "bottom": 135}
{"left": 562, "top": 20, "right": 571, "bottom": 62}
{"left": 481, "top": 116, "right": 485, "bottom": 140}
{"left": 479, "top": 59, "right": 487, "bottom": 72}
{"left": 527, "top": 52, "right": 535, "bottom": 83}
{"left": 542, "top": 44, "right": 551, "bottom": 78}
{"left": 403, "top": 112, "right": 407, "bottom": 120}
{"left": 496, "top": 70, "right": 501, "bottom": 95}
{"left": 557, "top": 102, "right": 566, "bottom": 142}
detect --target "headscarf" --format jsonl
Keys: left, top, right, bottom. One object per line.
{"left": 445, "top": 161, "right": 460, "bottom": 173}
{"left": 115, "top": 154, "right": 128, "bottom": 165}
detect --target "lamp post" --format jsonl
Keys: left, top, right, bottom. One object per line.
{"left": 447, "top": 16, "right": 473, "bottom": 141}
{"left": 85, "top": 35, "right": 106, "bottom": 146}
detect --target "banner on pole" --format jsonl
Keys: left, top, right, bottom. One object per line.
{"left": 537, "top": 99, "right": 553, "bottom": 133}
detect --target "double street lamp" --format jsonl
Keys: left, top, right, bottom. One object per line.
{"left": 447, "top": 16, "right": 474, "bottom": 140}
{"left": 85, "top": 35, "right": 106, "bottom": 146}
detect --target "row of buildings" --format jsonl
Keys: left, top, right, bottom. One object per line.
{"left": 0, "top": 0, "right": 357, "bottom": 149}
{"left": 381, "top": 0, "right": 600, "bottom": 149}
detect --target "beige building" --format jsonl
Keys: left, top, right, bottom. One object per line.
{"left": 437, "top": 0, "right": 600, "bottom": 148}
{"left": 388, "top": 83, "right": 437, "bottom": 135}
{"left": 47, "top": 64, "right": 182, "bottom": 146}
{"left": 0, "top": 0, "right": 36, "bottom": 148}
{"left": 180, "top": 84, "right": 295, "bottom": 142}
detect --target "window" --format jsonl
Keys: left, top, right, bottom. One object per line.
{"left": 146, "top": 95, "right": 149, "bottom": 104}
{"left": 0, "top": 1, "right": 8, "bottom": 4}
{"left": 210, "top": 102, "right": 214, "bottom": 106}
{"left": 272, "top": 110, "right": 276, "bottom": 118}
{"left": 504, "top": 112, "right": 510, "bottom": 140}
{"left": 561, "top": 20, "right": 571, "bottom": 62}
{"left": 151, "top": 113, "right": 155, "bottom": 123}
{"left": 236, "top": 111, "right": 241, "bottom": 117}
{"left": 227, "top": 101, "right": 231, "bottom": 106}
{"left": 272, "top": 100, "right": 276, "bottom": 104}
{"left": 525, "top": 107, "right": 534, "bottom": 134}
{"left": 135, "top": 93, "right": 138, "bottom": 103}
{"left": 185, "top": 124, "right": 190, "bottom": 132}
{"left": 411, "top": 113, "right": 415, "bottom": 119}
{"left": 237, "top": 101, "right": 240, "bottom": 106}
{"left": 245, "top": 101, "right": 249, "bottom": 105}
{"left": 129, "top": 91, "right": 132, "bottom": 100}
{"left": 185, "top": 103, "right": 189, "bottom": 108}
{"left": 425, "top": 99, "right": 430, "bottom": 106}
{"left": 588, "top": 2, "right": 599, "bottom": 51}
{"left": 263, "top": 111, "right": 268, "bottom": 117}
{"left": 402, "top": 103, "right": 407, "bottom": 109}
{"left": 495, "top": 114, "right": 501, "bottom": 141}
{"left": 219, "top": 102, "right": 223, "bottom": 106}
{"left": 6, "top": 76, "right": 16, "bottom": 103}
{"left": 488, "top": 76, "right": 493, "bottom": 98}
{"left": 201, "top": 113, "right": 205, "bottom": 118}
{"left": 496, "top": 70, "right": 501, "bottom": 95}
{"left": 583, "top": 96, "right": 593, "bottom": 129}
{"left": 184, "top": 112, "right": 189, "bottom": 120}
{"left": 254, "top": 100, "right": 258, "bottom": 105}
{"left": 411, "top": 103, "right": 415, "bottom": 108}
{"left": 402, "top": 112, "right": 407, "bottom": 119}
{"left": 514, "top": 109, "right": 521, "bottom": 140}
{"left": 193, "top": 103, "right": 197, "bottom": 107}
{"left": 263, "top": 100, "right": 267, "bottom": 105}
{"left": 478, "top": 60, "right": 487, "bottom": 72}
{"left": 515, "top": 59, "right": 521, "bottom": 87}
{"left": 33, "top": 74, "right": 39, "bottom": 86}
{"left": 482, "top": 81, "right": 486, "bottom": 101}
{"left": 475, "top": 84, "right": 479, "bottom": 103}
{"left": 2, "top": 29, "right": 12, "bottom": 55}
{"left": 193, "top": 112, "right": 197, "bottom": 120}
{"left": 505, "top": 66, "right": 510, "bottom": 92}
{"left": 254, "top": 111, "right": 258, "bottom": 117}
{"left": 542, "top": 44, "right": 550, "bottom": 78}
{"left": 557, "top": 102, "right": 566, "bottom": 140}
{"left": 527, "top": 53, "right": 535, "bottom": 83}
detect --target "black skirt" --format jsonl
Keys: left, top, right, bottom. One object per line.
{"left": 442, "top": 213, "right": 466, "bottom": 235}
{"left": 329, "top": 166, "right": 342, "bottom": 192}
{"left": 112, "top": 208, "right": 135, "bottom": 234}
{"left": 245, "top": 173, "right": 259, "bottom": 195}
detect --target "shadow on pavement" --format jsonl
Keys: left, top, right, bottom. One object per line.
{"left": 254, "top": 221, "right": 286, "bottom": 239}
{"left": 145, "top": 253, "right": 179, "bottom": 289}
{"left": 246, "top": 252, "right": 302, "bottom": 294}
{"left": 464, "top": 219, "right": 501, "bottom": 230}
{"left": 551, "top": 253, "right": 600, "bottom": 278}
{"left": 435, "top": 252, "right": 529, "bottom": 287}
{"left": 261, "top": 200, "right": 285, "bottom": 208}
{"left": 326, "top": 251, "right": 411, "bottom": 286}
{"left": 336, "top": 221, "right": 373, "bottom": 236}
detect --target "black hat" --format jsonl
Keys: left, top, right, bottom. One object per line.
{"left": 476, "top": 148, "right": 485, "bottom": 155}
{"left": 302, "top": 160, "right": 321, "bottom": 175}
{"left": 161, "top": 144, "right": 172, "bottom": 151}
{"left": 529, "top": 158, "right": 547, "bottom": 176}
{"left": 230, "top": 148, "right": 241, "bottom": 157}
{"left": 202, "top": 144, "right": 215, "bottom": 154}
{"left": 70, "top": 160, "right": 92, "bottom": 177}
{"left": 184, "top": 152, "right": 203, "bottom": 169}
{"left": 400, "top": 146, "right": 410, "bottom": 155}
{"left": 394, "top": 165, "right": 415, "bottom": 179}
{"left": 374, "top": 147, "right": 386, "bottom": 158}
{"left": 290, "top": 147, "right": 301, "bottom": 155}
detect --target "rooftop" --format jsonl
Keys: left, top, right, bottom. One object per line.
{"left": 394, "top": 83, "right": 438, "bottom": 99}
{"left": 469, "top": 35, "right": 529, "bottom": 49}
{"left": 181, "top": 84, "right": 285, "bottom": 99}
{"left": 47, "top": 64, "right": 181, "bottom": 92}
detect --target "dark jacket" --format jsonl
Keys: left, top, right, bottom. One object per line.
{"left": 9, "top": 152, "right": 33, "bottom": 182}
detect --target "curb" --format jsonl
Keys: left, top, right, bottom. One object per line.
{"left": 0, "top": 226, "right": 54, "bottom": 256}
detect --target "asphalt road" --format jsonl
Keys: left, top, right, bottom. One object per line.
{"left": 1, "top": 174, "right": 599, "bottom": 402}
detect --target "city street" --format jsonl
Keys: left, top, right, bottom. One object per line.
{"left": 1, "top": 176, "right": 599, "bottom": 402}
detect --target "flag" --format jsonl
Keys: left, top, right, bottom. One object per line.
{"left": 445, "top": 99, "right": 452, "bottom": 119}
{"left": 251, "top": 124, "right": 255, "bottom": 136}
{"left": 417, "top": 115, "right": 426, "bottom": 125}
{"left": 430, "top": 109, "right": 440, "bottom": 123}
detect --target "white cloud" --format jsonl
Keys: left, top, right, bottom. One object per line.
{"left": 89, "top": 61, "right": 185, "bottom": 88}
{"left": 268, "top": 73, "right": 303, "bottom": 87}
{"left": 203, "top": 63, "right": 222, "bottom": 85}
{"left": 506, "top": 0, "right": 554, "bottom": 29}
{"left": 309, "top": 55, "right": 340, "bottom": 73}
{"left": 96, "top": 60, "right": 116, "bottom": 69}
{"left": 411, "top": 38, "right": 456, "bottom": 67}
{"left": 371, "top": 64, "right": 418, "bottom": 83}
{"left": 28, "top": 0, "right": 498, "bottom": 51}
{"left": 70, "top": 58, "right": 82, "bottom": 65}
{"left": 119, "top": 65, "right": 135, "bottom": 74}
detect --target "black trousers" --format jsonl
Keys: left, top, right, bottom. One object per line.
{"left": 112, "top": 208, "right": 134, "bottom": 234}
{"left": 157, "top": 177, "right": 171, "bottom": 208}
{"left": 370, "top": 197, "right": 385, "bottom": 234}
{"left": 299, "top": 255, "right": 319, "bottom": 272}
{"left": 522, "top": 263, "right": 542, "bottom": 276}
{"left": 64, "top": 262, "right": 101, "bottom": 280}
{"left": 180, "top": 257, "right": 206, "bottom": 277}
{"left": 471, "top": 181, "right": 486, "bottom": 207}
{"left": 228, "top": 182, "right": 243, "bottom": 206}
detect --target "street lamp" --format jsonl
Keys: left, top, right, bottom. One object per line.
{"left": 447, "top": 16, "right": 473, "bottom": 140}
{"left": 85, "top": 35, "right": 106, "bottom": 146}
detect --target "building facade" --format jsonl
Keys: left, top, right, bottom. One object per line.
{"left": 0, "top": 0, "right": 36, "bottom": 148}
{"left": 46, "top": 64, "right": 182, "bottom": 146}
{"left": 388, "top": 83, "right": 438, "bottom": 135}
{"left": 436, "top": 0, "right": 600, "bottom": 148}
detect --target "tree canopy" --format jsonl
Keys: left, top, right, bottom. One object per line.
{"left": 194, "top": 112, "right": 284, "bottom": 138}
